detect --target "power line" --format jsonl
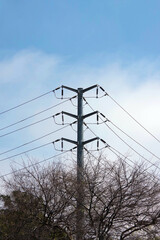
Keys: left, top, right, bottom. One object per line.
{"left": 87, "top": 114, "right": 160, "bottom": 161}
{"left": 0, "top": 97, "right": 76, "bottom": 131}
{"left": 0, "top": 138, "right": 76, "bottom": 162}
{"left": 0, "top": 127, "right": 81, "bottom": 162}
{"left": 84, "top": 98, "right": 160, "bottom": 162}
{"left": 85, "top": 99, "right": 160, "bottom": 162}
{"left": 0, "top": 115, "right": 53, "bottom": 138}
{"left": 0, "top": 148, "right": 76, "bottom": 178}
{"left": 0, "top": 142, "right": 53, "bottom": 162}
{"left": 0, "top": 111, "right": 73, "bottom": 138}
{"left": 0, "top": 89, "right": 55, "bottom": 116}
{"left": 110, "top": 121, "right": 160, "bottom": 161}
{"left": 98, "top": 86, "right": 160, "bottom": 143}
{"left": 85, "top": 124, "right": 160, "bottom": 182}
{"left": 109, "top": 95, "right": 160, "bottom": 143}
{"left": 84, "top": 146, "right": 133, "bottom": 171}
{"left": 84, "top": 139, "right": 159, "bottom": 184}
{"left": 0, "top": 123, "right": 76, "bottom": 156}
{"left": 105, "top": 123, "right": 160, "bottom": 171}
{"left": 108, "top": 147, "right": 160, "bottom": 181}
{"left": 84, "top": 99, "right": 160, "bottom": 172}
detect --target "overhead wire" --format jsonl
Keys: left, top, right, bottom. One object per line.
{"left": 0, "top": 138, "right": 77, "bottom": 163}
{"left": 103, "top": 119, "right": 160, "bottom": 171}
{"left": 0, "top": 147, "right": 76, "bottom": 178}
{"left": 98, "top": 85, "right": 160, "bottom": 143}
{"left": 84, "top": 97, "right": 160, "bottom": 159}
{"left": 0, "top": 110, "right": 77, "bottom": 138}
{"left": 84, "top": 98, "right": 160, "bottom": 172}
{"left": 0, "top": 122, "right": 77, "bottom": 156}
{"left": 105, "top": 124, "right": 160, "bottom": 171}
{"left": 110, "top": 121, "right": 160, "bottom": 161}
{"left": 0, "top": 96, "right": 76, "bottom": 131}
{"left": 84, "top": 97, "right": 160, "bottom": 161}
{"left": 0, "top": 89, "right": 54, "bottom": 116}
{"left": 108, "top": 146, "right": 160, "bottom": 177}
{"left": 109, "top": 94, "right": 160, "bottom": 143}
{"left": 0, "top": 115, "right": 53, "bottom": 138}
{"left": 84, "top": 146, "right": 133, "bottom": 170}
{"left": 85, "top": 124, "right": 160, "bottom": 182}
{"left": 84, "top": 141, "right": 140, "bottom": 177}
{"left": 0, "top": 141, "right": 54, "bottom": 162}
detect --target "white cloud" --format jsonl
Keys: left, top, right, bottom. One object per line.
{"left": 0, "top": 50, "right": 61, "bottom": 84}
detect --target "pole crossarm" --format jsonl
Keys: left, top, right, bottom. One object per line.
{"left": 83, "top": 137, "right": 99, "bottom": 145}
{"left": 83, "top": 111, "right": 98, "bottom": 119}
{"left": 61, "top": 85, "right": 78, "bottom": 93}
{"left": 61, "top": 136, "right": 108, "bottom": 148}
{"left": 61, "top": 137, "right": 77, "bottom": 145}
{"left": 62, "top": 84, "right": 98, "bottom": 94}
{"left": 62, "top": 111, "right": 78, "bottom": 119}
{"left": 83, "top": 84, "right": 98, "bottom": 93}
{"left": 62, "top": 110, "right": 98, "bottom": 120}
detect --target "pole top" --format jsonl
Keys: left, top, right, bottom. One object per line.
{"left": 78, "top": 88, "right": 83, "bottom": 94}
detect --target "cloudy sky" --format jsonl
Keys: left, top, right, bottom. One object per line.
{"left": 0, "top": 0, "right": 160, "bottom": 176}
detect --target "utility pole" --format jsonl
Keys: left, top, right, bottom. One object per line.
{"left": 76, "top": 88, "right": 84, "bottom": 240}
{"left": 60, "top": 85, "right": 101, "bottom": 240}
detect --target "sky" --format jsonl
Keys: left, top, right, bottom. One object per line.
{"left": 0, "top": 0, "right": 160, "bottom": 176}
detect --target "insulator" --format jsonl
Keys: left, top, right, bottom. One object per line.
{"left": 97, "top": 139, "right": 99, "bottom": 150}
{"left": 61, "top": 140, "right": 63, "bottom": 152}
{"left": 96, "top": 87, "right": 98, "bottom": 98}
{"left": 62, "top": 113, "right": 64, "bottom": 125}
{"left": 61, "top": 87, "right": 64, "bottom": 99}
{"left": 97, "top": 113, "right": 99, "bottom": 124}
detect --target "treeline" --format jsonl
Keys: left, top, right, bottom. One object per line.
{"left": 0, "top": 156, "right": 160, "bottom": 240}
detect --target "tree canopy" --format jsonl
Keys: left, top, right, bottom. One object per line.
{"left": 0, "top": 156, "right": 160, "bottom": 240}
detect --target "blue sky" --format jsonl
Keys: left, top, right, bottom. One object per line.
{"left": 1, "top": 0, "right": 160, "bottom": 61}
{"left": 0, "top": 0, "right": 160, "bottom": 176}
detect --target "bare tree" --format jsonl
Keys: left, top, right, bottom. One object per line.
{"left": 0, "top": 155, "right": 160, "bottom": 240}
{"left": 0, "top": 162, "right": 75, "bottom": 240}
{"left": 82, "top": 156, "right": 160, "bottom": 240}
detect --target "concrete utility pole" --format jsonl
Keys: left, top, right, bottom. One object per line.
{"left": 60, "top": 85, "right": 99, "bottom": 240}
